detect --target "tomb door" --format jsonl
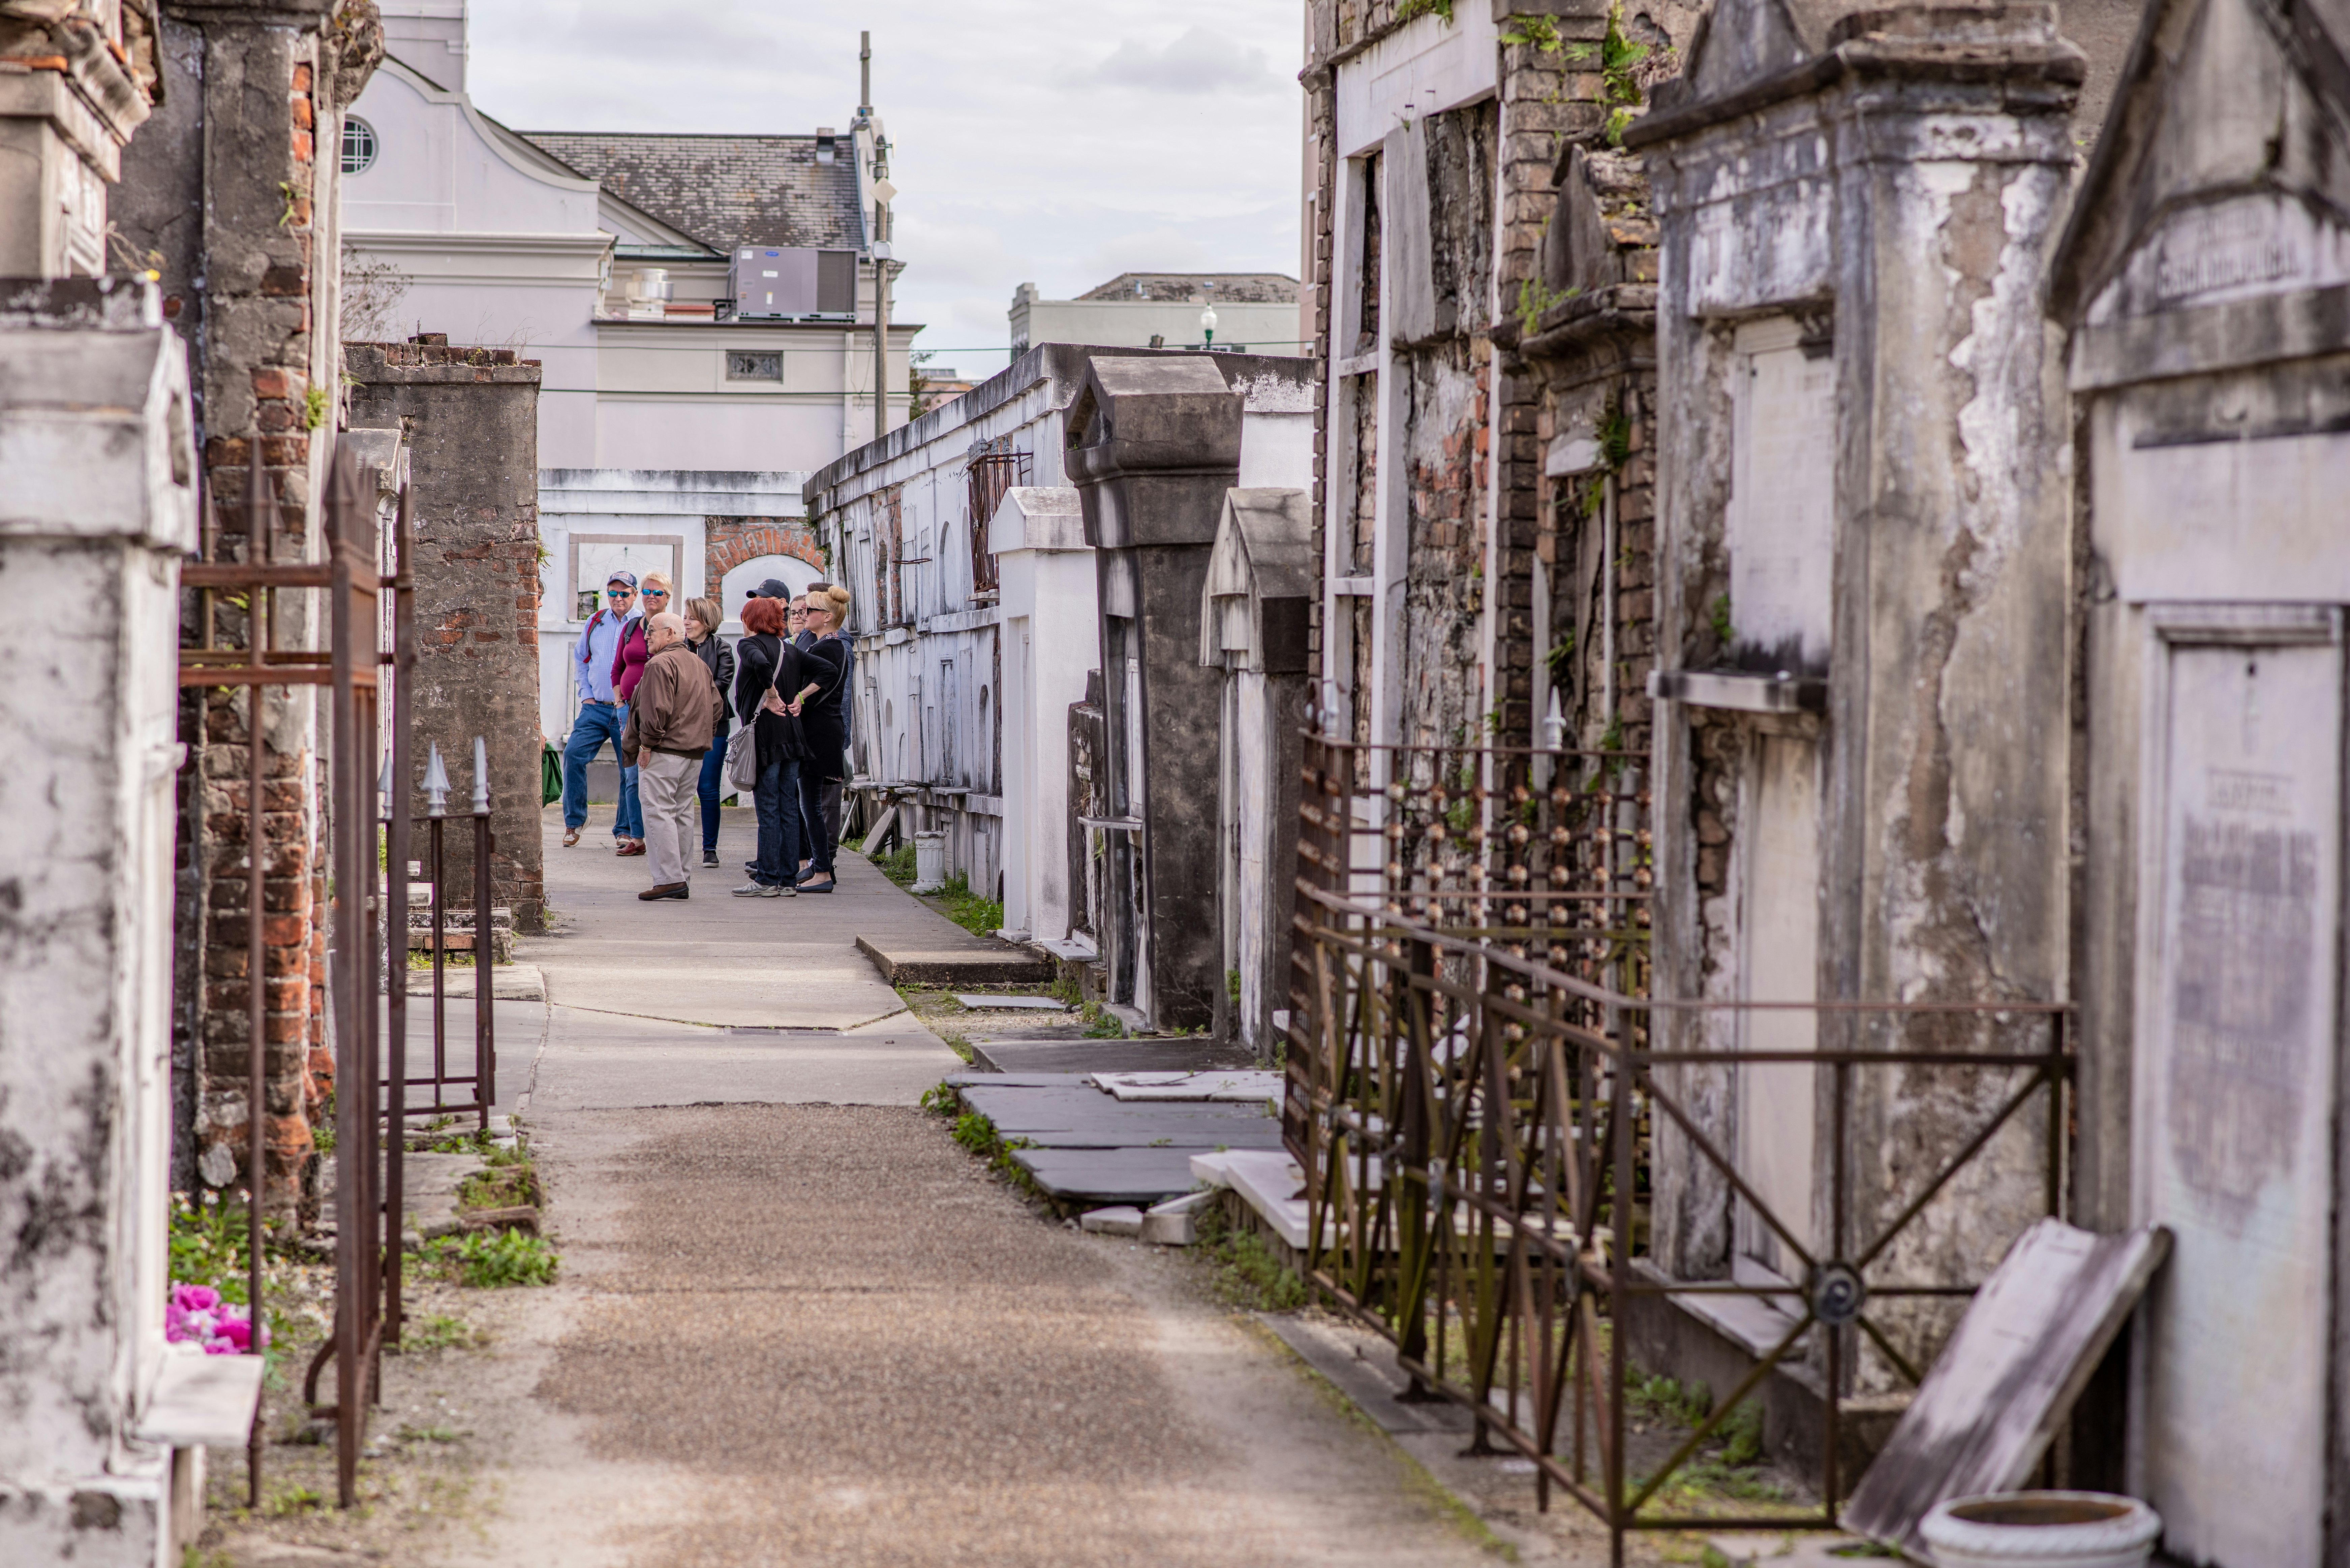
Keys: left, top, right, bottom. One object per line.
{"left": 1724, "top": 314, "right": 1836, "bottom": 1284}
{"left": 2133, "top": 607, "right": 2342, "bottom": 1568}
{"left": 1736, "top": 731, "right": 1822, "bottom": 1280}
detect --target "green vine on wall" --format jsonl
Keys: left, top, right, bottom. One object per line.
{"left": 1396, "top": 0, "right": 1455, "bottom": 25}
{"left": 1501, "top": 6, "right": 1657, "bottom": 145}
{"left": 1515, "top": 275, "right": 1576, "bottom": 337}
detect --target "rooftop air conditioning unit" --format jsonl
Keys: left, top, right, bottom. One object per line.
{"left": 730, "top": 246, "right": 859, "bottom": 321}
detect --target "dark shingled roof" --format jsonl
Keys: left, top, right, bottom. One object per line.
{"left": 1077, "top": 272, "right": 1299, "bottom": 304}
{"left": 518, "top": 132, "right": 862, "bottom": 254}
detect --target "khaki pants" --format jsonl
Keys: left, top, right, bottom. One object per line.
{"left": 637, "top": 749, "right": 701, "bottom": 887}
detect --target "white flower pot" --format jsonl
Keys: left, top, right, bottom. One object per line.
{"left": 910, "top": 830, "right": 947, "bottom": 894}
{"left": 1920, "top": 1492, "right": 2161, "bottom": 1568}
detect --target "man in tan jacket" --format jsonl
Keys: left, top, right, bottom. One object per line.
{"left": 620, "top": 611, "right": 720, "bottom": 899}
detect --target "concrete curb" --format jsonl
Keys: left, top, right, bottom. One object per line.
{"left": 853, "top": 933, "right": 1051, "bottom": 986}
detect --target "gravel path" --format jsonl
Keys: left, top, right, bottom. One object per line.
{"left": 469, "top": 1100, "right": 1502, "bottom": 1568}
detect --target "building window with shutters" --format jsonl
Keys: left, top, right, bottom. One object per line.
{"left": 726, "top": 351, "right": 782, "bottom": 381}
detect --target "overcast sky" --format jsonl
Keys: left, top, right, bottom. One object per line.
{"left": 468, "top": 1, "right": 1308, "bottom": 381}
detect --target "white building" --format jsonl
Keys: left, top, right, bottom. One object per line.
{"left": 805, "top": 345, "right": 1316, "bottom": 956}
{"left": 344, "top": 1, "right": 919, "bottom": 747}
{"left": 1009, "top": 273, "right": 1305, "bottom": 358}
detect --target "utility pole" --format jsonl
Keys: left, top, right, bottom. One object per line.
{"left": 863, "top": 30, "right": 890, "bottom": 444}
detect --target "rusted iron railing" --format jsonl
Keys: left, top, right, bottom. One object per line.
{"left": 181, "top": 442, "right": 389, "bottom": 1507}
{"left": 1287, "top": 724, "right": 2072, "bottom": 1565}
{"left": 401, "top": 738, "right": 498, "bottom": 1130}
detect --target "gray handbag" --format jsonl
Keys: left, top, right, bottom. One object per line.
{"left": 724, "top": 638, "right": 779, "bottom": 791}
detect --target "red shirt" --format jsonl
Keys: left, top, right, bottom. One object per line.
{"left": 611, "top": 618, "right": 651, "bottom": 702}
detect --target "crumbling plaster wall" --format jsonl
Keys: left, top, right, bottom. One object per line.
{"left": 347, "top": 339, "right": 546, "bottom": 934}
{"left": 1638, "top": 6, "right": 2083, "bottom": 1383}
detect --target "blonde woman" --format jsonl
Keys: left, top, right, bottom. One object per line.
{"left": 788, "top": 582, "right": 853, "bottom": 891}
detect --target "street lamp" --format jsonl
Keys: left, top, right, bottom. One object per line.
{"left": 1200, "top": 303, "right": 1218, "bottom": 349}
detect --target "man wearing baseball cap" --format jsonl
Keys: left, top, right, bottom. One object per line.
{"left": 743, "top": 576, "right": 793, "bottom": 603}
{"left": 560, "top": 570, "right": 646, "bottom": 852}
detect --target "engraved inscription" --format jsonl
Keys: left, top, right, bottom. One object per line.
{"left": 2166, "top": 811, "right": 2318, "bottom": 1211}
{"left": 2155, "top": 203, "right": 2299, "bottom": 302}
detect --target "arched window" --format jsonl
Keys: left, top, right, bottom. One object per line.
{"left": 341, "top": 117, "right": 378, "bottom": 175}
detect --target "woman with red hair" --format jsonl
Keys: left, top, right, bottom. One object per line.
{"left": 732, "top": 593, "right": 811, "bottom": 896}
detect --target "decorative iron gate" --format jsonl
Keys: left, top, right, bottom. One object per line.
{"left": 1288, "top": 723, "right": 2072, "bottom": 1564}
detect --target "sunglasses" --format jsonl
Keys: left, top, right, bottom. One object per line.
{"left": 608, "top": 588, "right": 635, "bottom": 597}
{"left": 643, "top": 589, "right": 669, "bottom": 599}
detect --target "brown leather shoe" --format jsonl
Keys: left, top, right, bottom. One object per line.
{"left": 563, "top": 828, "right": 580, "bottom": 848}
{"left": 638, "top": 883, "right": 688, "bottom": 901}
{"left": 616, "top": 839, "right": 646, "bottom": 857}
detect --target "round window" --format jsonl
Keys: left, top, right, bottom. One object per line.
{"left": 341, "top": 117, "right": 378, "bottom": 176}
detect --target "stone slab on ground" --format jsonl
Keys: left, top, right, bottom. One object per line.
{"left": 971, "top": 1036, "right": 1260, "bottom": 1073}
{"left": 854, "top": 932, "right": 1052, "bottom": 986}
{"left": 406, "top": 962, "right": 546, "bottom": 1000}
{"left": 955, "top": 993, "right": 1068, "bottom": 1010}
{"left": 1096, "top": 1069, "right": 1284, "bottom": 1102}
{"left": 396, "top": 1151, "right": 479, "bottom": 1234}
{"left": 955, "top": 1083, "right": 1283, "bottom": 1148}
{"left": 1009, "top": 1144, "right": 1211, "bottom": 1202}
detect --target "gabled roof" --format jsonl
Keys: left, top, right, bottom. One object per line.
{"left": 1643, "top": 0, "right": 2134, "bottom": 144}
{"left": 517, "top": 131, "right": 862, "bottom": 255}
{"left": 2049, "top": 0, "right": 2350, "bottom": 323}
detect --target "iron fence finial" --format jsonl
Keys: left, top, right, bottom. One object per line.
{"left": 423, "top": 742, "right": 450, "bottom": 817}
{"left": 472, "top": 735, "right": 490, "bottom": 815}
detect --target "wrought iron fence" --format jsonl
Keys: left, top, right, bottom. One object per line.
{"left": 1285, "top": 726, "right": 2072, "bottom": 1564}
{"left": 181, "top": 439, "right": 497, "bottom": 1509}
{"left": 182, "top": 443, "right": 388, "bottom": 1507}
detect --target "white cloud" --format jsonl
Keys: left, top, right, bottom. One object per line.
{"left": 1081, "top": 26, "right": 1283, "bottom": 95}
{"left": 464, "top": 0, "right": 1305, "bottom": 380}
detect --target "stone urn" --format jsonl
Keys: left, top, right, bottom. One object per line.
{"left": 1920, "top": 1492, "right": 2161, "bottom": 1568}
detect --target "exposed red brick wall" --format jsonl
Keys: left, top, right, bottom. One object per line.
{"left": 706, "top": 515, "right": 825, "bottom": 600}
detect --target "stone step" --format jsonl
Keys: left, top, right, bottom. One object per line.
{"left": 853, "top": 933, "right": 1049, "bottom": 986}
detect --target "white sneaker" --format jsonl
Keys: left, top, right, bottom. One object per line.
{"left": 733, "top": 881, "right": 782, "bottom": 898}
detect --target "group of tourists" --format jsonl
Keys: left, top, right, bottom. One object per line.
{"left": 559, "top": 569, "right": 852, "bottom": 902}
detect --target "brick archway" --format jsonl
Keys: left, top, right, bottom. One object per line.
{"left": 707, "top": 515, "right": 824, "bottom": 598}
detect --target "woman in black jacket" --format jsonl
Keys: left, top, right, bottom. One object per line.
{"left": 787, "top": 583, "right": 853, "bottom": 893}
{"left": 683, "top": 597, "right": 735, "bottom": 869}
{"left": 731, "top": 595, "right": 809, "bottom": 896}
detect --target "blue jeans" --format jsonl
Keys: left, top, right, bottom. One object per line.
{"left": 562, "top": 701, "right": 641, "bottom": 839}
{"left": 697, "top": 725, "right": 730, "bottom": 853}
{"left": 753, "top": 753, "right": 802, "bottom": 886}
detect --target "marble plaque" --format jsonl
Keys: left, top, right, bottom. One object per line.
{"left": 2135, "top": 630, "right": 2341, "bottom": 1567}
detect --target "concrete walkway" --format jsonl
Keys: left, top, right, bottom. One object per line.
{"left": 413, "top": 804, "right": 1512, "bottom": 1567}
{"left": 527, "top": 803, "right": 962, "bottom": 1032}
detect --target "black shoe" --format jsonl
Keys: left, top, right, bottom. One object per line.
{"left": 702, "top": 849, "right": 720, "bottom": 868}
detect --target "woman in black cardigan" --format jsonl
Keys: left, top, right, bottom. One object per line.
{"left": 731, "top": 595, "right": 809, "bottom": 896}
{"left": 787, "top": 583, "right": 852, "bottom": 893}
